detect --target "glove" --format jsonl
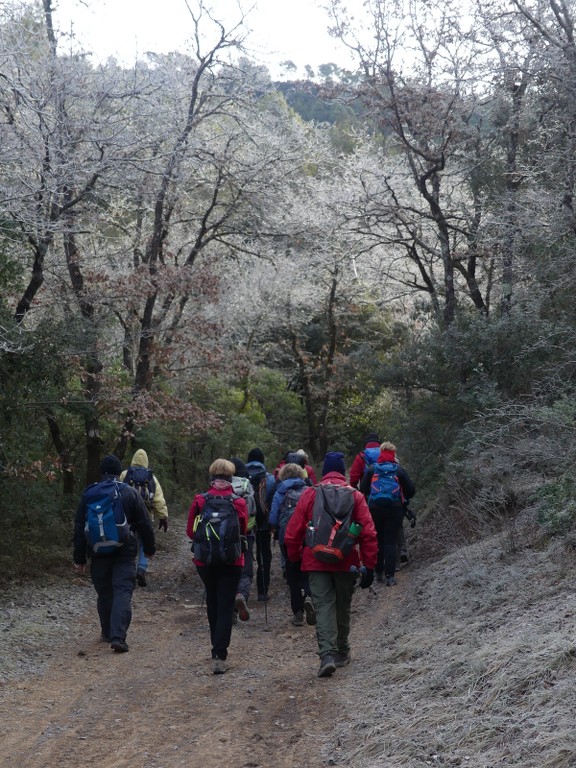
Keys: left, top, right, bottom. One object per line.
{"left": 158, "top": 518, "right": 168, "bottom": 533}
{"left": 405, "top": 508, "right": 417, "bottom": 528}
{"left": 359, "top": 568, "right": 374, "bottom": 589}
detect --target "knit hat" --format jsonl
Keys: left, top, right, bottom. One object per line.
{"left": 100, "top": 454, "right": 122, "bottom": 477}
{"left": 247, "top": 448, "right": 265, "bottom": 464}
{"left": 286, "top": 452, "right": 306, "bottom": 469}
{"left": 364, "top": 432, "right": 380, "bottom": 445}
{"left": 321, "top": 451, "right": 346, "bottom": 477}
{"left": 231, "top": 457, "right": 249, "bottom": 478}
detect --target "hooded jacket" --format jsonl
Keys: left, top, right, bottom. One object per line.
{"left": 120, "top": 449, "right": 169, "bottom": 522}
{"left": 283, "top": 471, "right": 378, "bottom": 572}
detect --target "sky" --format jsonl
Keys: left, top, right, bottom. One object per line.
{"left": 53, "top": 0, "right": 356, "bottom": 77}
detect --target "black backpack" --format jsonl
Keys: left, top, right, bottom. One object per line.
{"left": 277, "top": 485, "right": 306, "bottom": 532}
{"left": 124, "top": 465, "right": 156, "bottom": 509}
{"left": 247, "top": 466, "right": 270, "bottom": 528}
{"left": 305, "top": 484, "right": 356, "bottom": 564}
{"left": 192, "top": 494, "right": 242, "bottom": 565}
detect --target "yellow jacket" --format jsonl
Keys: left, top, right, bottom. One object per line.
{"left": 120, "top": 449, "right": 169, "bottom": 522}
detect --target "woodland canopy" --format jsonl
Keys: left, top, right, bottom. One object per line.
{"left": 1, "top": 0, "right": 576, "bottom": 576}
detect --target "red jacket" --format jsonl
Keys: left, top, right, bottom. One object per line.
{"left": 284, "top": 472, "right": 378, "bottom": 572}
{"left": 349, "top": 441, "right": 381, "bottom": 489}
{"left": 187, "top": 486, "right": 248, "bottom": 567}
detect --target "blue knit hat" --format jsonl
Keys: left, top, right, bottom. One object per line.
{"left": 100, "top": 454, "right": 122, "bottom": 476}
{"left": 321, "top": 451, "right": 346, "bottom": 477}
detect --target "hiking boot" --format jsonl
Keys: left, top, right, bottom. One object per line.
{"left": 385, "top": 575, "right": 397, "bottom": 586}
{"left": 110, "top": 638, "right": 129, "bottom": 653}
{"left": 235, "top": 593, "right": 250, "bottom": 622}
{"left": 213, "top": 658, "right": 228, "bottom": 674}
{"left": 257, "top": 593, "right": 269, "bottom": 602}
{"left": 136, "top": 569, "right": 147, "bottom": 587}
{"left": 317, "top": 654, "right": 336, "bottom": 678}
{"left": 100, "top": 632, "right": 111, "bottom": 643}
{"left": 303, "top": 595, "right": 316, "bottom": 626}
{"left": 291, "top": 611, "right": 304, "bottom": 626}
{"left": 376, "top": 572, "right": 385, "bottom": 583}
{"left": 334, "top": 653, "right": 350, "bottom": 668}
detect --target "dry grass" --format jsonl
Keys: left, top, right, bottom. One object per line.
{"left": 333, "top": 522, "right": 576, "bottom": 768}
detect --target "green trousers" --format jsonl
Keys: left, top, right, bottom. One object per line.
{"left": 308, "top": 570, "right": 357, "bottom": 658}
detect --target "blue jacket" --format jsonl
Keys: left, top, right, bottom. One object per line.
{"left": 270, "top": 477, "right": 308, "bottom": 528}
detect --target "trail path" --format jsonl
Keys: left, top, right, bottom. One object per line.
{"left": 0, "top": 519, "right": 407, "bottom": 768}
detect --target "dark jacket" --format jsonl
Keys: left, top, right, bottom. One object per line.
{"left": 359, "top": 449, "right": 415, "bottom": 507}
{"left": 73, "top": 476, "right": 156, "bottom": 565}
{"left": 245, "top": 460, "right": 276, "bottom": 531}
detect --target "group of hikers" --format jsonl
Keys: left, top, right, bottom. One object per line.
{"left": 72, "top": 435, "right": 415, "bottom": 677}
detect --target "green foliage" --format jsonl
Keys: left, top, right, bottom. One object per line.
{"left": 534, "top": 476, "right": 576, "bottom": 535}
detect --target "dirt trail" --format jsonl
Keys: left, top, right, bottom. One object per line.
{"left": 0, "top": 519, "right": 406, "bottom": 768}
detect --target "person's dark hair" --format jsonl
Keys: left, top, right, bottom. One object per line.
{"left": 231, "top": 457, "right": 249, "bottom": 478}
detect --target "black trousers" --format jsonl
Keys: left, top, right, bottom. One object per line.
{"left": 197, "top": 564, "right": 242, "bottom": 660}
{"left": 369, "top": 504, "right": 405, "bottom": 577}
{"left": 255, "top": 529, "right": 272, "bottom": 597}
{"left": 90, "top": 556, "right": 136, "bottom": 642}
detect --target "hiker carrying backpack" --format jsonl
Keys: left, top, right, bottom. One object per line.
{"left": 245, "top": 449, "right": 276, "bottom": 601}
{"left": 359, "top": 441, "right": 415, "bottom": 586}
{"left": 120, "top": 449, "right": 169, "bottom": 588}
{"left": 270, "top": 462, "right": 313, "bottom": 625}
{"left": 186, "top": 458, "right": 249, "bottom": 675}
{"left": 283, "top": 451, "right": 378, "bottom": 678}
{"left": 72, "top": 454, "right": 156, "bottom": 653}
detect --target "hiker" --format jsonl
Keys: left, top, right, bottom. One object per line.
{"left": 187, "top": 459, "right": 248, "bottom": 674}
{"left": 120, "top": 449, "right": 169, "bottom": 588}
{"left": 73, "top": 454, "right": 156, "bottom": 653}
{"left": 269, "top": 462, "right": 315, "bottom": 626}
{"left": 245, "top": 448, "right": 276, "bottom": 602}
{"left": 359, "top": 441, "right": 415, "bottom": 585}
{"left": 230, "top": 457, "right": 256, "bottom": 623}
{"left": 295, "top": 449, "right": 318, "bottom": 484}
{"left": 349, "top": 432, "right": 381, "bottom": 490}
{"left": 275, "top": 452, "right": 313, "bottom": 579}
{"left": 284, "top": 451, "right": 378, "bottom": 678}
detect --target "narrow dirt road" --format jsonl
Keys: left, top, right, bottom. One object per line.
{"left": 0, "top": 519, "right": 405, "bottom": 768}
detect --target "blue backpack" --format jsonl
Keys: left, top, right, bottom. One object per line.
{"left": 369, "top": 462, "right": 403, "bottom": 504}
{"left": 84, "top": 478, "right": 132, "bottom": 554}
{"left": 363, "top": 446, "right": 381, "bottom": 466}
